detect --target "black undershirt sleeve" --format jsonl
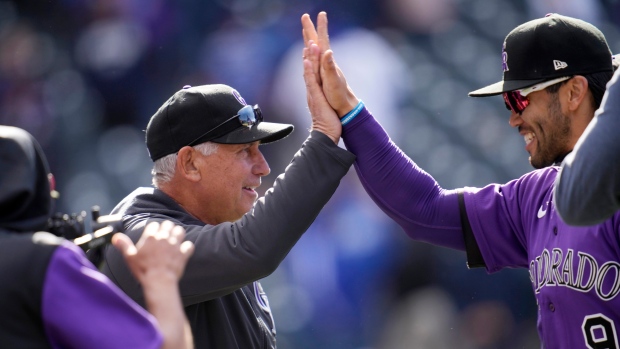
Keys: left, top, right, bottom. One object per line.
{"left": 458, "top": 191, "right": 486, "bottom": 268}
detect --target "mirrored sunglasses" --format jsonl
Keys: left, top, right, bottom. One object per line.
{"left": 236, "top": 104, "right": 263, "bottom": 127}
{"left": 186, "top": 104, "right": 263, "bottom": 146}
{"left": 502, "top": 76, "right": 572, "bottom": 114}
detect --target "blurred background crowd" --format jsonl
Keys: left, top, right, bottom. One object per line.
{"left": 3, "top": 0, "right": 620, "bottom": 348}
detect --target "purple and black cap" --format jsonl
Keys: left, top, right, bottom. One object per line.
{"left": 469, "top": 13, "right": 615, "bottom": 97}
{"left": 146, "top": 84, "right": 294, "bottom": 161}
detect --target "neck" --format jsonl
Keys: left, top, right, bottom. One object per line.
{"left": 159, "top": 182, "right": 212, "bottom": 224}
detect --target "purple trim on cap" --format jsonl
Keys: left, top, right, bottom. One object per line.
{"left": 502, "top": 43, "right": 509, "bottom": 72}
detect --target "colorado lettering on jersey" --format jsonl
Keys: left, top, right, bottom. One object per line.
{"left": 529, "top": 248, "right": 620, "bottom": 300}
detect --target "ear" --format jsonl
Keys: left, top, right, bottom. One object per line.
{"left": 565, "top": 75, "right": 590, "bottom": 112}
{"left": 176, "top": 146, "right": 201, "bottom": 182}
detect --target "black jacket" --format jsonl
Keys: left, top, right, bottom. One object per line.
{"left": 0, "top": 126, "right": 57, "bottom": 348}
{"left": 101, "top": 131, "right": 356, "bottom": 348}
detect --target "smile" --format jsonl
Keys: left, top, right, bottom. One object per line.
{"left": 524, "top": 132, "right": 535, "bottom": 145}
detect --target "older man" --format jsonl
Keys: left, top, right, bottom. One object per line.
{"left": 101, "top": 83, "right": 355, "bottom": 348}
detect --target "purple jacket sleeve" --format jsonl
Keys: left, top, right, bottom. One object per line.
{"left": 42, "top": 241, "right": 162, "bottom": 349}
{"left": 341, "top": 108, "right": 465, "bottom": 250}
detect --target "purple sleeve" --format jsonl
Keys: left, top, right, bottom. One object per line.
{"left": 463, "top": 169, "right": 558, "bottom": 272}
{"left": 42, "top": 241, "right": 163, "bottom": 349}
{"left": 341, "top": 108, "right": 465, "bottom": 250}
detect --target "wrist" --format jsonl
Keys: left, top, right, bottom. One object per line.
{"left": 140, "top": 270, "right": 179, "bottom": 287}
{"left": 337, "top": 95, "right": 360, "bottom": 117}
{"left": 340, "top": 100, "right": 364, "bottom": 126}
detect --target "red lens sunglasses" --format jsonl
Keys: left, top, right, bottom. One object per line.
{"left": 502, "top": 76, "right": 572, "bottom": 114}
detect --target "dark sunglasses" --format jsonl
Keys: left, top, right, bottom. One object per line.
{"left": 186, "top": 104, "right": 263, "bottom": 146}
{"left": 502, "top": 76, "right": 572, "bottom": 114}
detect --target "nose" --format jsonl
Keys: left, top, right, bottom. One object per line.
{"left": 252, "top": 148, "right": 271, "bottom": 177}
{"left": 508, "top": 111, "right": 523, "bottom": 128}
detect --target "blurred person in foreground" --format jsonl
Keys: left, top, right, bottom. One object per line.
{"left": 302, "top": 11, "right": 620, "bottom": 349}
{"left": 554, "top": 67, "right": 620, "bottom": 226}
{"left": 100, "top": 83, "right": 355, "bottom": 348}
{"left": 0, "top": 125, "right": 194, "bottom": 349}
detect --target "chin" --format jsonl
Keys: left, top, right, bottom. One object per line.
{"left": 529, "top": 156, "right": 553, "bottom": 169}
{"left": 241, "top": 203, "right": 254, "bottom": 215}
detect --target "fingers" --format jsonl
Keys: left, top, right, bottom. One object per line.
{"left": 303, "top": 44, "right": 322, "bottom": 92}
{"left": 317, "top": 12, "right": 330, "bottom": 53}
{"left": 320, "top": 49, "right": 343, "bottom": 89}
{"left": 141, "top": 220, "right": 161, "bottom": 241}
{"left": 130, "top": 220, "right": 190, "bottom": 259}
{"left": 301, "top": 13, "right": 318, "bottom": 48}
{"left": 172, "top": 225, "right": 194, "bottom": 259}
{"left": 319, "top": 49, "right": 340, "bottom": 97}
{"left": 321, "top": 50, "right": 337, "bottom": 75}
{"left": 301, "top": 12, "right": 330, "bottom": 53}
{"left": 318, "top": 49, "right": 360, "bottom": 117}
{"left": 303, "top": 60, "right": 319, "bottom": 95}
{"left": 305, "top": 41, "right": 321, "bottom": 85}
{"left": 171, "top": 224, "right": 186, "bottom": 241}
{"left": 180, "top": 240, "right": 194, "bottom": 257}
{"left": 120, "top": 221, "right": 193, "bottom": 284}
{"left": 112, "top": 233, "right": 137, "bottom": 257}
{"left": 303, "top": 42, "right": 342, "bottom": 144}
{"left": 156, "top": 220, "right": 175, "bottom": 238}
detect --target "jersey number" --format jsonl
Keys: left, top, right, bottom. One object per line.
{"left": 583, "top": 314, "right": 619, "bottom": 349}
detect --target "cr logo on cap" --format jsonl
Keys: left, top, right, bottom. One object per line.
{"left": 502, "top": 42, "right": 509, "bottom": 72}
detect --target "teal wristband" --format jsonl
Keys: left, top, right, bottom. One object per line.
{"left": 340, "top": 100, "right": 364, "bottom": 126}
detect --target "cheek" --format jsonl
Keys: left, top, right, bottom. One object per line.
{"left": 521, "top": 108, "right": 545, "bottom": 130}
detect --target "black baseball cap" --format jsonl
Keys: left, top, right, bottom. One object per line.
{"left": 469, "top": 13, "right": 614, "bottom": 97}
{"left": 146, "top": 84, "right": 294, "bottom": 161}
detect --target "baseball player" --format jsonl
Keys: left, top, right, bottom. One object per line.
{"left": 302, "top": 12, "right": 620, "bottom": 349}
{"left": 554, "top": 67, "right": 620, "bottom": 226}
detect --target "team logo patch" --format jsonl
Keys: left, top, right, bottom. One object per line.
{"left": 232, "top": 89, "right": 247, "bottom": 105}
{"left": 253, "top": 281, "right": 276, "bottom": 335}
{"left": 502, "top": 42, "right": 509, "bottom": 72}
{"left": 254, "top": 281, "right": 272, "bottom": 313}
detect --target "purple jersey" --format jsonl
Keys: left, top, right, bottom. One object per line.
{"left": 43, "top": 241, "right": 162, "bottom": 349}
{"left": 342, "top": 107, "right": 620, "bottom": 349}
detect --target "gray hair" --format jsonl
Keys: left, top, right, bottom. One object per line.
{"left": 151, "top": 142, "right": 219, "bottom": 188}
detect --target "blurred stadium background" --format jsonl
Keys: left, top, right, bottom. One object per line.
{"left": 3, "top": 0, "right": 620, "bottom": 348}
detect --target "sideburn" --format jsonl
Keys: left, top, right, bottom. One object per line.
{"left": 537, "top": 92, "right": 571, "bottom": 167}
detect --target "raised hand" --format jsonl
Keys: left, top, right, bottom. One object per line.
{"left": 303, "top": 42, "right": 342, "bottom": 144}
{"left": 112, "top": 220, "right": 194, "bottom": 285}
{"left": 301, "top": 12, "right": 359, "bottom": 117}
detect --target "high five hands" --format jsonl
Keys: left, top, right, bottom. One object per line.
{"left": 300, "top": 12, "right": 360, "bottom": 144}
{"left": 301, "top": 12, "right": 359, "bottom": 118}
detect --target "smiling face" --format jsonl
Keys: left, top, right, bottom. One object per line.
{"left": 508, "top": 85, "right": 574, "bottom": 169}
{"left": 193, "top": 141, "right": 270, "bottom": 224}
